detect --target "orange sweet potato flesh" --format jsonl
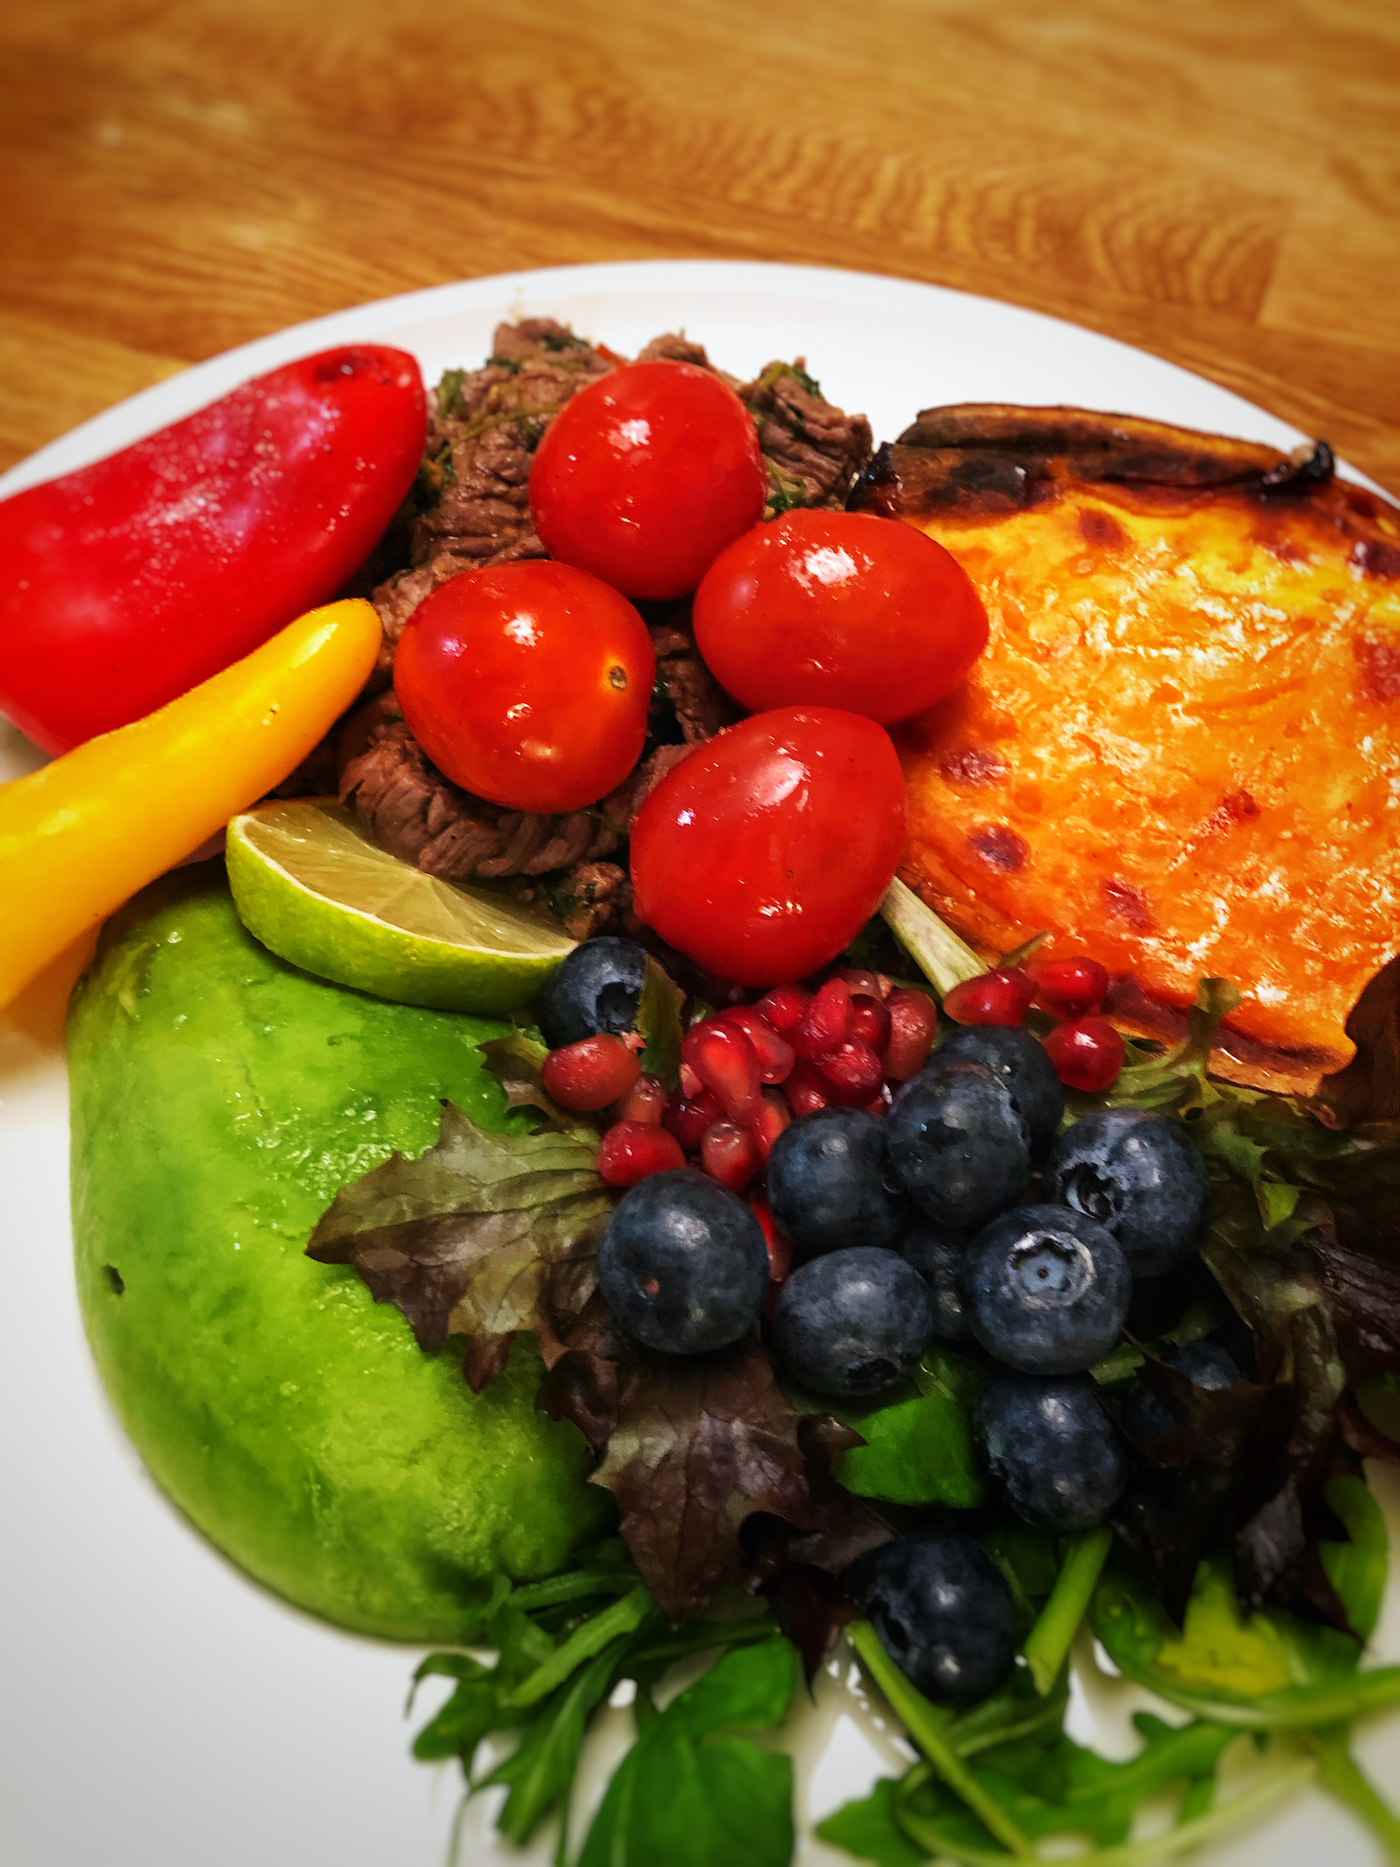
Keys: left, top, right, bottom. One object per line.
{"left": 854, "top": 407, "right": 1400, "bottom": 1096}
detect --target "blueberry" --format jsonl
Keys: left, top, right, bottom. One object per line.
{"left": 770, "top": 1247, "right": 934, "bottom": 1397}
{"left": 900, "top": 1222, "right": 973, "bottom": 1342}
{"left": 1122, "top": 1340, "right": 1242, "bottom": 1440}
{"left": 767, "top": 1108, "right": 915, "bottom": 1257}
{"left": 937, "top": 1025, "right": 1065, "bottom": 1153}
{"left": 963, "top": 1204, "right": 1131, "bottom": 1375}
{"left": 860, "top": 1530, "right": 1016, "bottom": 1702}
{"left": 537, "top": 937, "right": 650, "bottom": 1049}
{"left": 886, "top": 1061, "right": 1031, "bottom": 1232}
{"left": 978, "top": 1374, "right": 1127, "bottom": 1532}
{"left": 1042, "top": 1108, "right": 1210, "bottom": 1278}
{"left": 597, "top": 1168, "right": 768, "bottom": 1354}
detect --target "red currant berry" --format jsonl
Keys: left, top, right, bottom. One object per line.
{"left": 883, "top": 989, "right": 938, "bottom": 1081}
{"left": 1043, "top": 1015, "right": 1125, "bottom": 1092}
{"left": 701, "top": 1117, "right": 763, "bottom": 1192}
{"left": 598, "top": 1121, "right": 686, "bottom": 1187}
{"left": 682, "top": 1017, "right": 763, "bottom": 1122}
{"left": 784, "top": 1059, "right": 834, "bottom": 1118}
{"left": 542, "top": 1034, "right": 642, "bottom": 1111}
{"left": 716, "top": 1006, "right": 796, "bottom": 1083}
{"left": 1033, "top": 957, "right": 1111, "bottom": 1020}
{"left": 942, "top": 967, "right": 1035, "bottom": 1027}
{"left": 753, "top": 984, "right": 810, "bottom": 1041}
{"left": 665, "top": 1084, "right": 723, "bottom": 1150}
{"left": 794, "top": 976, "right": 854, "bottom": 1061}
{"left": 613, "top": 1072, "right": 669, "bottom": 1126}
{"left": 849, "top": 992, "right": 892, "bottom": 1056}
{"left": 813, "top": 1038, "right": 886, "bottom": 1106}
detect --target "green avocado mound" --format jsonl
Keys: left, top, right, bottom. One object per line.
{"left": 68, "top": 866, "right": 610, "bottom": 1644}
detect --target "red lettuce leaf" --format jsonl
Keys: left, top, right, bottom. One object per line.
{"left": 307, "top": 1102, "right": 611, "bottom": 1390}
{"left": 539, "top": 1302, "right": 887, "bottom": 1621}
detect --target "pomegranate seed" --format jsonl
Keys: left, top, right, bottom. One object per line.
{"left": 1033, "top": 957, "right": 1111, "bottom": 1020}
{"left": 884, "top": 989, "right": 938, "bottom": 1081}
{"left": 794, "top": 977, "right": 854, "bottom": 1061}
{"left": 542, "top": 1035, "right": 642, "bottom": 1111}
{"left": 613, "top": 1072, "right": 668, "bottom": 1126}
{"left": 837, "top": 967, "right": 887, "bottom": 1001}
{"left": 754, "top": 984, "right": 810, "bottom": 1041}
{"left": 849, "top": 992, "right": 892, "bottom": 1056}
{"left": 745, "top": 1086, "right": 792, "bottom": 1159}
{"left": 863, "top": 1083, "right": 893, "bottom": 1116}
{"left": 748, "top": 1191, "right": 794, "bottom": 1314}
{"left": 785, "top": 1058, "right": 833, "bottom": 1118}
{"left": 682, "top": 1018, "right": 763, "bottom": 1121}
{"left": 717, "top": 1006, "right": 796, "bottom": 1083}
{"left": 701, "top": 1117, "right": 763, "bottom": 1192}
{"left": 812, "top": 1038, "right": 885, "bottom": 1106}
{"left": 665, "top": 1084, "right": 723, "bottom": 1150}
{"left": 598, "top": 1120, "right": 686, "bottom": 1187}
{"left": 1043, "top": 1015, "right": 1125, "bottom": 1092}
{"left": 679, "top": 1060, "right": 703, "bottom": 1098}
{"left": 942, "top": 967, "right": 1035, "bottom": 1027}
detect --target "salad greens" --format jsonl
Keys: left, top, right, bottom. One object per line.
{"left": 305, "top": 883, "right": 1400, "bottom": 1861}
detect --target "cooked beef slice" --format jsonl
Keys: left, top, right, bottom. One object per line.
{"left": 647, "top": 610, "right": 743, "bottom": 743}
{"left": 542, "top": 860, "right": 633, "bottom": 942}
{"left": 338, "top": 691, "right": 696, "bottom": 885}
{"left": 739, "top": 361, "right": 874, "bottom": 514}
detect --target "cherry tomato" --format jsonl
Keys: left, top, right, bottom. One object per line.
{"left": 394, "top": 560, "right": 654, "bottom": 813}
{"left": 528, "top": 361, "right": 767, "bottom": 600}
{"left": 692, "top": 510, "right": 989, "bottom": 724}
{"left": 629, "top": 707, "right": 906, "bottom": 985}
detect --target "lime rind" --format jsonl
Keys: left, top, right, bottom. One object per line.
{"left": 226, "top": 800, "right": 575, "bottom": 1015}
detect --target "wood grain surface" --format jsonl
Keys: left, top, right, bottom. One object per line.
{"left": 2, "top": 0, "right": 1397, "bottom": 488}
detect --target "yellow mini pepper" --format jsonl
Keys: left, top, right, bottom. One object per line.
{"left": 0, "top": 597, "right": 381, "bottom": 1007}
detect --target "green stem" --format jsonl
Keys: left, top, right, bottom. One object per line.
{"left": 1024, "top": 1527, "right": 1113, "bottom": 1696}
{"left": 879, "top": 877, "right": 984, "bottom": 996}
{"left": 1306, "top": 1723, "right": 1400, "bottom": 1859}
{"left": 848, "top": 1620, "right": 1034, "bottom": 1858}
{"left": 508, "top": 1570, "right": 641, "bottom": 1612}
{"left": 1109, "top": 1661, "right": 1400, "bottom": 1730}
{"left": 500, "top": 1586, "right": 652, "bottom": 1710}
{"left": 894, "top": 1758, "right": 1315, "bottom": 1867}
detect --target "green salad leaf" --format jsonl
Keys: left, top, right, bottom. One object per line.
{"left": 578, "top": 1637, "right": 799, "bottom": 1867}
{"left": 816, "top": 1347, "right": 986, "bottom": 1508}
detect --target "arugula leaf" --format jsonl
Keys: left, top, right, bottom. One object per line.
{"left": 815, "top": 1779, "right": 928, "bottom": 1867}
{"left": 1091, "top": 1556, "right": 1400, "bottom": 1726}
{"left": 577, "top": 1638, "right": 799, "bottom": 1867}
{"left": 486, "top": 1637, "right": 630, "bottom": 1844}
{"left": 1317, "top": 1473, "right": 1389, "bottom": 1644}
{"left": 306, "top": 1102, "right": 611, "bottom": 1389}
{"left": 821, "top": 1347, "right": 986, "bottom": 1508}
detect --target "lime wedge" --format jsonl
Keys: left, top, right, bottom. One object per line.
{"left": 226, "top": 800, "right": 575, "bottom": 1014}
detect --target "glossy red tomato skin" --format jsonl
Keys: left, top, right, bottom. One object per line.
{"left": 395, "top": 560, "right": 655, "bottom": 813}
{"left": 692, "top": 510, "right": 990, "bottom": 725}
{"left": 629, "top": 707, "right": 906, "bottom": 986}
{"left": 0, "top": 347, "right": 425, "bottom": 753}
{"left": 528, "top": 361, "right": 767, "bottom": 601}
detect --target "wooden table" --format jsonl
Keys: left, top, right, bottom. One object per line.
{"left": 2, "top": 0, "right": 1398, "bottom": 490}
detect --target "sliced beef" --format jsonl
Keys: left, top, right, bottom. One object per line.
{"left": 738, "top": 361, "right": 874, "bottom": 512}
{"left": 648, "top": 612, "right": 743, "bottom": 743}
{"left": 544, "top": 860, "right": 633, "bottom": 942}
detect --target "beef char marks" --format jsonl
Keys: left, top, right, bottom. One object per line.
{"left": 337, "top": 322, "right": 872, "bottom": 928}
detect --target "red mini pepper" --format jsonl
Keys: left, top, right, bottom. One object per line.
{"left": 0, "top": 345, "right": 426, "bottom": 753}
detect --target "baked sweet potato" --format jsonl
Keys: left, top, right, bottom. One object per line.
{"left": 852, "top": 407, "right": 1400, "bottom": 1094}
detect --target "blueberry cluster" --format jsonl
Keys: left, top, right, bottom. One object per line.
{"left": 597, "top": 1025, "right": 1215, "bottom": 1537}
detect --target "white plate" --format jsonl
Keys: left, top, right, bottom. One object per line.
{"left": 2, "top": 259, "right": 1397, "bottom": 1867}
